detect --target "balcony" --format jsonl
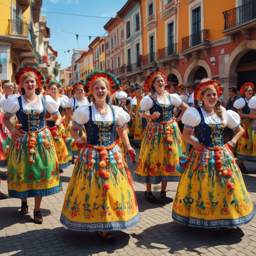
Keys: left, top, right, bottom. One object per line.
{"left": 146, "top": 14, "right": 157, "bottom": 30}
{"left": 126, "top": 64, "right": 132, "bottom": 73}
{"left": 181, "top": 30, "right": 210, "bottom": 62}
{"left": 222, "top": 0, "right": 256, "bottom": 40}
{"left": 161, "top": 0, "right": 176, "bottom": 20}
{"left": 17, "top": 0, "right": 30, "bottom": 12}
{"left": 142, "top": 52, "right": 157, "bottom": 68}
{"left": 31, "top": 0, "right": 43, "bottom": 23}
{"left": 158, "top": 44, "right": 179, "bottom": 67}
{"left": 8, "top": 19, "right": 28, "bottom": 36}
{"left": 114, "top": 66, "right": 125, "bottom": 77}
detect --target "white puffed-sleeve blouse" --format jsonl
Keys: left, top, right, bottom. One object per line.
{"left": 73, "top": 104, "right": 130, "bottom": 129}
{"left": 140, "top": 93, "right": 182, "bottom": 112}
{"left": 3, "top": 94, "right": 60, "bottom": 116}
{"left": 182, "top": 106, "right": 240, "bottom": 131}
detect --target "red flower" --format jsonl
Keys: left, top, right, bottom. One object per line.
{"left": 41, "top": 171, "right": 46, "bottom": 176}
{"left": 226, "top": 168, "right": 232, "bottom": 178}
{"left": 102, "top": 183, "right": 110, "bottom": 191}
{"left": 99, "top": 170, "right": 105, "bottom": 177}
{"left": 227, "top": 182, "right": 234, "bottom": 189}
{"left": 51, "top": 171, "right": 55, "bottom": 175}
{"left": 149, "top": 168, "right": 155, "bottom": 175}
{"left": 28, "top": 174, "right": 34, "bottom": 179}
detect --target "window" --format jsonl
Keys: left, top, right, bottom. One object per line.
{"left": 135, "top": 13, "right": 140, "bottom": 32}
{"left": 136, "top": 43, "right": 140, "bottom": 67}
{"left": 69, "top": 74, "right": 71, "bottom": 78}
{"left": 111, "top": 37, "right": 113, "bottom": 50}
{"left": 127, "top": 49, "right": 131, "bottom": 72}
{"left": 150, "top": 36, "right": 154, "bottom": 62}
{"left": 120, "top": 28, "right": 124, "bottom": 40}
{"left": 149, "top": 3, "right": 153, "bottom": 16}
{"left": 102, "top": 44, "right": 104, "bottom": 52}
{"left": 111, "top": 59, "right": 114, "bottom": 70}
{"left": 106, "top": 42, "right": 109, "bottom": 50}
{"left": 114, "top": 34, "right": 117, "bottom": 48}
{"left": 192, "top": 7, "right": 201, "bottom": 46}
{"left": 168, "top": 22, "right": 174, "bottom": 55}
{"left": 126, "top": 21, "right": 130, "bottom": 39}
{"left": 118, "top": 56, "right": 120, "bottom": 68}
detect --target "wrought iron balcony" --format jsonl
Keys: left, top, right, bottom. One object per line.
{"left": 223, "top": 0, "right": 256, "bottom": 30}
{"left": 126, "top": 64, "right": 132, "bottom": 73}
{"left": 142, "top": 52, "right": 157, "bottom": 66}
{"left": 182, "top": 30, "right": 209, "bottom": 51}
{"left": 113, "top": 66, "right": 125, "bottom": 77}
{"left": 158, "top": 44, "right": 178, "bottom": 59}
{"left": 8, "top": 19, "right": 28, "bottom": 36}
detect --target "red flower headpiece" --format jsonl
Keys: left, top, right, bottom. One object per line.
{"left": 239, "top": 82, "right": 255, "bottom": 96}
{"left": 72, "top": 82, "right": 84, "bottom": 92}
{"left": 65, "top": 87, "right": 72, "bottom": 93}
{"left": 144, "top": 70, "right": 167, "bottom": 92}
{"left": 194, "top": 80, "right": 224, "bottom": 101}
{"left": 15, "top": 66, "right": 45, "bottom": 88}
{"left": 84, "top": 71, "right": 120, "bottom": 96}
{"left": 178, "top": 83, "right": 186, "bottom": 88}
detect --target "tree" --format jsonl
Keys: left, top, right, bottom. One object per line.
{"left": 53, "top": 61, "right": 60, "bottom": 77}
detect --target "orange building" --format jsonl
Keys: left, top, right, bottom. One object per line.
{"left": 139, "top": 0, "right": 256, "bottom": 101}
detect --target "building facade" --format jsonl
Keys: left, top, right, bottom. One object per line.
{"left": 104, "top": 17, "right": 126, "bottom": 83}
{"left": 60, "top": 65, "right": 72, "bottom": 88}
{"left": 118, "top": 0, "right": 143, "bottom": 87}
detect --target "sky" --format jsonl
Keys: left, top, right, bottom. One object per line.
{"left": 42, "top": 0, "right": 127, "bottom": 72}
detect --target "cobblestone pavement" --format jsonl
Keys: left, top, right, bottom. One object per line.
{"left": 0, "top": 146, "right": 256, "bottom": 256}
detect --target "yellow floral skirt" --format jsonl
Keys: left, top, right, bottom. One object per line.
{"left": 172, "top": 145, "right": 254, "bottom": 228}
{"left": 6, "top": 128, "right": 61, "bottom": 198}
{"left": 235, "top": 118, "right": 256, "bottom": 160}
{"left": 60, "top": 140, "right": 140, "bottom": 231}
{"left": 52, "top": 124, "right": 71, "bottom": 169}
{"left": 134, "top": 119, "right": 182, "bottom": 184}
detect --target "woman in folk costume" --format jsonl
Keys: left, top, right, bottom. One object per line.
{"left": 172, "top": 79, "right": 254, "bottom": 231}
{"left": 111, "top": 90, "right": 132, "bottom": 159}
{"left": 130, "top": 86, "right": 147, "bottom": 146}
{"left": 67, "top": 82, "right": 89, "bottom": 158}
{"left": 2, "top": 67, "right": 62, "bottom": 224}
{"left": 46, "top": 80, "right": 71, "bottom": 173}
{"left": 233, "top": 83, "right": 255, "bottom": 173}
{"left": 134, "top": 70, "right": 188, "bottom": 204}
{"left": 60, "top": 71, "right": 139, "bottom": 243}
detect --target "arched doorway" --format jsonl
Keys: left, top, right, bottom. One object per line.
{"left": 236, "top": 50, "right": 256, "bottom": 90}
{"left": 167, "top": 74, "right": 178, "bottom": 85}
{"left": 193, "top": 67, "right": 208, "bottom": 81}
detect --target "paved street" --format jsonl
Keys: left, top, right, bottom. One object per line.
{"left": 0, "top": 147, "right": 256, "bottom": 256}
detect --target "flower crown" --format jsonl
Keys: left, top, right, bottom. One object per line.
{"left": 194, "top": 80, "right": 224, "bottom": 100}
{"left": 144, "top": 70, "right": 167, "bottom": 92}
{"left": 48, "top": 80, "right": 62, "bottom": 88}
{"left": 15, "top": 66, "right": 45, "bottom": 88}
{"left": 83, "top": 71, "right": 121, "bottom": 96}
{"left": 178, "top": 83, "right": 186, "bottom": 88}
{"left": 239, "top": 82, "right": 255, "bottom": 96}
{"left": 72, "top": 81, "right": 84, "bottom": 91}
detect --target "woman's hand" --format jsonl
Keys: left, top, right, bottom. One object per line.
{"left": 193, "top": 141, "right": 204, "bottom": 152}
{"left": 12, "top": 129, "right": 22, "bottom": 139}
{"left": 151, "top": 111, "right": 161, "bottom": 120}
{"left": 127, "top": 145, "right": 136, "bottom": 163}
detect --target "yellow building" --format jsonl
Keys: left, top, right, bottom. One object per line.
{"left": 0, "top": 0, "right": 43, "bottom": 81}
{"left": 76, "top": 49, "right": 94, "bottom": 82}
{"left": 99, "top": 38, "right": 106, "bottom": 71}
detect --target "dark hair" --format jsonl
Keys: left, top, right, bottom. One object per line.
{"left": 229, "top": 87, "right": 237, "bottom": 94}
{"left": 21, "top": 87, "right": 42, "bottom": 95}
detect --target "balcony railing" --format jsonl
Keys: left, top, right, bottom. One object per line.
{"left": 142, "top": 52, "right": 157, "bottom": 66}
{"left": 158, "top": 44, "right": 178, "bottom": 59}
{"left": 8, "top": 19, "right": 28, "bottom": 36}
{"left": 182, "top": 30, "right": 209, "bottom": 51}
{"left": 126, "top": 64, "right": 132, "bottom": 73}
{"left": 223, "top": 0, "right": 256, "bottom": 30}
{"left": 113, "top": 66, "right": 125, "bottom": 77}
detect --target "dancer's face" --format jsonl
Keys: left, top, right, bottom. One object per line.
{"left": 244, "top": 86, "right": 253, "bottom": 99}
{"left": 75, "top": 85, "right": 84, "bottom": 96}
{"left": 201, "top": 88, "right": 218, "bottom": 108}
{"left": 49, "top": 84, "right": 58, "bottom": 96}
{"left": 22, "top": 76, "right": 38, "bottom": 93}
{"left": 153, "top": 77, "right": 165, "bottom": 93}
{"left": 92, "top": 81, "right": 109, "bottom": 102}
